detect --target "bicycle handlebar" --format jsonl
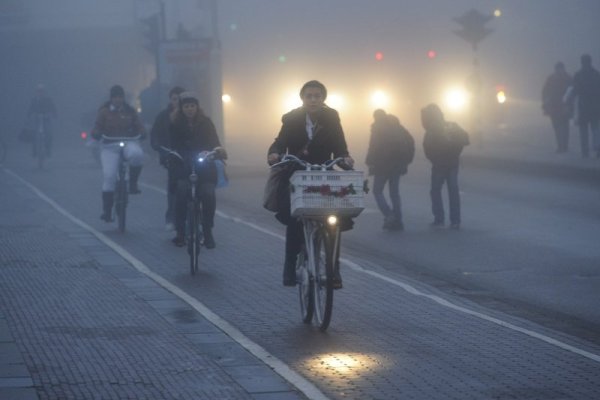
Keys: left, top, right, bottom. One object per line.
{"left": 160, "top": 146, "right": 222, "bottom": 163}
{"left": 101, "top": 134, "right": 142, "bottom": 142}
{"left": 270, "top": 154, "right": 352, "bottom": 171}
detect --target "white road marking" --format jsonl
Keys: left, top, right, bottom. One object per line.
{"left": 144, "top": 182, "right": 600, "bottom": 365}
{"left": 7, "top": 171, "right": 330, "bottom": 400}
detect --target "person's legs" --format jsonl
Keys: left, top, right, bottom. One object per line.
{"left": 447, "top": 167, "right": 461, "bottom": 227}
{"left": 590, "top": 119, "right": 600, "bottom": 157}
{"left": 124, "top": 141, "right": 144, "bottom": 194}
{"left": 556, "top": 115, "right": 570, "bottom": 152}
{"left": 100, "top": 145, "right": 119, "bottom": 222}
{"left": 550, "top": 115, "right": 562, "bottom": 152}
{"left": 579, "top": 120, "right": 590, "bottom": 157}
{"left": 372, "top": 174, "right": 392, "bottom": 220}
{"left": 430, "top": 167, "right": 445, "bottom": 225}
{"left": 199, "top": 182, "right": 217, "bottom": 248}
{"left": 388, "top": 171, "right": 402, "bottom": 228}
{"left": 283, "top": 219, "right": 303, "bottom": 286}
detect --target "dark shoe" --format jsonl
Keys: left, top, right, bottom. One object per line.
{"left": 388, "top": 220, "right": 404, "bottom": 231}
{"left": 450, "top": 223, "right": 460, "bottom": 230}
{"left": 172, "top": 234, "right": 185, "bottom": 247}
{"left": 430, "top": 221, "right": 444, "bottom": 228}
{"left": 283, "top": 255, "right": 297, "bottom": 286}
{"left": 203, "top": 229, "right": 215, "bottom": 249}
{"left": 333, "top": 268, "right": 343, "bottom": 290}
{"left": 100, "top": 213, "right": 113, "bottom": 222}
{"left": 129, "top": 186, "right": 141, "bottom": 194}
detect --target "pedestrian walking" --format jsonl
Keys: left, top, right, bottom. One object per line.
{"left": 542, "top": 62, "right": 572, "bottom": 153}
{"left": 365, "top": 109, "right": 414, "bottom": 231}
{"left": 150, "top": 86, "right": 185, "bottom": 231}
{"left": 422, "top": 104, "right": 469, "bottom": 230}
{"left": 568, "top": 54, "right": 600, "bottom": 158}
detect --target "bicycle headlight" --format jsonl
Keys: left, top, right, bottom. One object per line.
{"left": 119, "top": 141, "right": 125, "bottom": 147}
{"left": 327, "top": 215, "right": 338, "bottom": 226}
{"left": 197, "top": 157, "right": 205, "bottom": 163}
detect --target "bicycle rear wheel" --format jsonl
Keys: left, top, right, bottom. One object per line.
{"left": 115, "top": 179, "right": 128, "bottom": 232}
{"left": 187, "top": 201, "right": 200, "bottom": 275}
{"left": 296, "top": 247, "right": 314, "bottom": 323}
{"left": 312, "top": 226, "right": 335, "bottom": 331}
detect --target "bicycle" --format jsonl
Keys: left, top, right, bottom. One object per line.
{"left": 271, "top": 154, "right": 366, "bottom": 331}
{"left": 102, "top": 135, "right": 141, "bottom": 232}
{"left": 162, "top": 146, "right": 220, "bottom": 275}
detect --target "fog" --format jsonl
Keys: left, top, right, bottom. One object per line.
{"left": 1, "top": 0, "right": 599, "bottom": 165}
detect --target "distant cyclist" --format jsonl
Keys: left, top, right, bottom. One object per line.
{"left": 168, "top": 92, "right": 226, "bottom": 248}
{"left": 26, "top": 84, "right": 57, "bottom": 156}
{"left": 93, "top": 85, "right": 146, "bottom": 222}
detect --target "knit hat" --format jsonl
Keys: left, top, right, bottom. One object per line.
{"left": 179, "top": 91, "right": 199, "bottom": 105}
{"left": 110, "top": 85, "right": 125, "bottom": 98}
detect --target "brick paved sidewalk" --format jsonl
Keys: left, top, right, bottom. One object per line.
{"left": 0, "top": 171, "right": 306, "bottom": 400}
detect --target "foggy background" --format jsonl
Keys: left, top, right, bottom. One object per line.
{"left": 1, "top": 0, "right": 599, "bottom": 166}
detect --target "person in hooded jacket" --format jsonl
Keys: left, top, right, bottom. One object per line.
{"left": 542, "top": 62, "right": 572, "bottom": 153}
{"left": 422, "top": 103, "right": 469, "bottom": 230}
{"left": 365, "top": 109, "right": 415, "bottom": 231}
{"left": 168, "top": 92, "right": 227, "bottom": 248}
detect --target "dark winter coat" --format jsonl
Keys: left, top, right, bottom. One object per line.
{"left": 572, "top": 66, "right": 600, "bottom": 122}
{"left": 542, "top": 71, "right": 572, "bottom": 118}
{"left": 423, "top": 122, "right": 469, "bottom": 170}
{"left": 365, "top": 115, "right": 415, "bottom": 176}
{"left": 268, "top": 106, "right": 350, "bottom": 164}
{"left": 169, "top": 111, "right": 221, "bottom": 183}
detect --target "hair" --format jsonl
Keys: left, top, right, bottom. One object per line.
{"left": 299, "top": 80, "right": 327, "bottom": 100}
{"left": 373, "top": 109, "right": 387, "bottom": 121}
{"left": 110, "top": 84, "right": 125, "bottom": 98}
{"left": 581, "top": 54, "right": 592, "bottom": 67}
{"left": 169, "top": 86, "right": 185, "bottom": 98}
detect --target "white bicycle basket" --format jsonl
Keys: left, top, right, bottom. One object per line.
{"left": 290, "top": 170, "right": 366, "bottom": 217}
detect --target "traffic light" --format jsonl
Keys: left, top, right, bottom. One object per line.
{"left": 453, "top": 9, "right": 493, "bottom": 50}
{"left": 141, "top": 14, "right": 160, "bottom": 55}
{"left": 375, "top": 51, "right": 384, "bottom": 61}
{"left": 427, "top": 50, "right": 437, "bottom": 59}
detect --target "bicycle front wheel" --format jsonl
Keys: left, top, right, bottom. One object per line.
{"left": 115, "top": 179, "right": 128, "bottom": 232}
{"left": 312, "top": 226, "right": 335, "bottom": 331}
{"left": 296, "top": 247, "right": 314, "bottom": 324}
{"left": 187, "top": 201, "right": 200, "bottom": 275}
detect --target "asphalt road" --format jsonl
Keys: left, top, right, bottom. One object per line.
{"left": 2, "top": 133, "right": 600, "bottom": 400}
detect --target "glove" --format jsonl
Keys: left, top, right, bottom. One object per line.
{"left": 214, "top": 146, "right": 228, "bottom": 160}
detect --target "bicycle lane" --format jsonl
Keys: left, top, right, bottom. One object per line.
{"left": 0, "top": 169, "right": 314, "bottom": 399}
{"left": 3, "top": 148, "right": 600, "bottom": 399}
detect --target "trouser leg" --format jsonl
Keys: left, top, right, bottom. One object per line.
{"left": 430, "top": 168, "right": 445, "bottom": 224}
{"left": 447, "top": 168, "right": 461, "bottom": 225}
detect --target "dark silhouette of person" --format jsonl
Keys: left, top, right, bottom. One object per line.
{"left": 422, "top": 104, "right": 469, "bottom": 230}
{"left": 365, "top": 109, "right": 414, "bottom": 231}
{"left": 150, "top": 86, "right": 185, "bottom": 231}
{"left": 569, "top": 54, "right": 600, "bottom": 158}
{"left": 26, "top": 84, "right": 57, "bottom": 155}
{"left": 542, "top": 62, "right": 572, "bottom": 153}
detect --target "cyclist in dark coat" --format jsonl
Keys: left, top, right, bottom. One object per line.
{"left": 267, "top": 80, "right": 354, "bottom": 288}
{"left": 150, "top": 86, "right": 185, "bottom": 230}
{"left": 365, "top": 109, "right": 415, "bottom": 231}
{"left": 169, "top": 92, "right": 226, "bottom": 248}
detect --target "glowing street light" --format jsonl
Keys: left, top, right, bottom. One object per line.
{"left": 370, "top": 90, "right": 389, "bottom": 109}
{"left": 222, "top": 94, "right": 231, "bottom": 104}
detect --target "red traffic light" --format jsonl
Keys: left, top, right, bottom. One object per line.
{"left": 81, "top": 131, "right": 88, "bottom": 140}
{"left": 375, "top": 51, "right": 384, "bottom": 61}
{"left": 427, "top": 50, "right": 437, "bottom": 59}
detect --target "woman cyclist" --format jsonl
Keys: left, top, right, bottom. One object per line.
{"left": 93, "top": 85, "right": 145, "bottom": 222}
{"left": 169, "top": 92, "right": 227, "bottom": 248}
{"left": 267, "top": 80, "right": 354, "bottom": 288}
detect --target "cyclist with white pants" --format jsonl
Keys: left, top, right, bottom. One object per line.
{"left": 93, "top": 85, "right": 146, "bottom": 222}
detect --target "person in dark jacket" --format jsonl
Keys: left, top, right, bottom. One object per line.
{"left": 365, "top": 109, "right": 414, "bottom": 231}
{"left": 267, "top": 80, "right": 354, "bottom": 288}
{"left": 542, "top": 62, "right": 572, "bottom": 153}
{"left": 26, "top": 84, "right": 57, "bottom": 156}
{"left": 169, "top": 92, "right": 226, "bottom": 248}
{"left": 150, "top": 86, "right": 185, "bottom": 231}
{"left": 569, "top": 54, "right": 600, "bottom": 158}
{"left": 422, "top": 103, "right": 469, "bottom": 230}
{"left": 93, "top": 85, "right": 146, "bottom": 222}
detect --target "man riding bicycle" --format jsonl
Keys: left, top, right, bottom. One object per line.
{"left": 93, "top": 85, "right": 146, "bottom": 222}
{"left": 267, "top": 80, "right": 355, "bottom": 288}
